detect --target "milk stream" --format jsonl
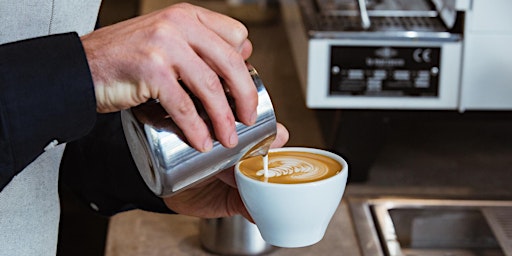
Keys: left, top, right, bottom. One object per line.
{"left": 263, "top": 154, "right": 269, "bottom": 182}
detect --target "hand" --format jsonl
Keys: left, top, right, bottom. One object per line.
{"left": 81, "top": 3, "right": 256, "bottom": 152}
{"left": 163, "top": 123, "right": 289, "bottom": 220}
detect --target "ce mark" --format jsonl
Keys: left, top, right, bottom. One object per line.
{"left": 413, "top": 48, "right": 432, "bottom": 63}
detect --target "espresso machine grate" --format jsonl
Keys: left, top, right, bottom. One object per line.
{"left": 483, "top": 208, "right": 512, "bottom": 256}
{"left": 312, "top": 14, "right": 446, "bottom": 32}
{"left": 299, "top": 0, "right": 456, "bottom": 39}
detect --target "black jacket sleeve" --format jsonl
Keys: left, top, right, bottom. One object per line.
{"left": 0, "top": 32, "right": 172, "bottom": 215}
{"left": 0, "top": 32, "right": 96, "bottom": 190}
{"left": 59, "top": 112, "right": 174, "bottom": 216}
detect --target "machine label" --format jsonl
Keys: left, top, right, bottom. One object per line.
{"left": 329, "top": 46, "right": 441, "bottom": 97}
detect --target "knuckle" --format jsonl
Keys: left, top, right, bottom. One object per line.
{"left": 191, "top": 115, "right": 207, "bottom": 132}
{"left": 172, "top": 2, "right": 193, "bottom": 9}
{"left": 226, "top": 48, "right": 245, "bottom": 70}
{"left": 148, "top": 22, "right": 169, "bottom": 41}
{"left": 222, "top": 111, "right": 235, "bottom": 125}
{"left": 231, "top": 23, "right": 248, "bottom": 44}
{"left": 175, "top": 97, "right": 196, "bottom": 117}
{"left": 136, "top": 85, "right": 151, "bottom": 103}
{"left": 212, "top": 108, "right": 235, "bottom": 126}
{"left": 137, "top": 49, "right": 167, "bottom": 77}
{"left": 203, "top": 73, "right": 222, "bottom": 93}
{"left": 146, "top": 49, "right": 166, "bottom": 67}
{"left": 162, "top": 3, "right": 192, "bottom": 22}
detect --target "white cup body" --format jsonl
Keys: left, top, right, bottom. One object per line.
{"left": 235, "top": 147, "right": 348, "bottom": 248}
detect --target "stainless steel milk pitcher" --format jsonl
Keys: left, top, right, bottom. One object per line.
{"left": 121, "top": 65, "right": 277, "bottom": 197}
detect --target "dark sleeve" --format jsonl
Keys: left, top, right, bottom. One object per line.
{"left": 0, "top": 32, "right": 96, "bottom": 190}
{"left": 59, "top": 112, "right": 175, "bottom": 216}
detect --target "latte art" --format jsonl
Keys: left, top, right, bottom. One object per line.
{"left": 239, "top": 151, "right": 342, "bottom": 184}
{"left": 255, "top": 158, "right": 329, "bottom": 181}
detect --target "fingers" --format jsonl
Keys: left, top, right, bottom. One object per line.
{"left": 137, "top": 40, "right": 217, "bottom": 152}
{"left": 87, "top": 3, "right": 258, "bottom": 152}
{"left": 216, "top": 167, "right": 237, "bottom": 188}
{"left": 195, "top": 6, "right": 249, "bottom": 49}
{"left": 166, "top": 51, "right": 238, "bottom": 149}
{"left": 236, "top": 196, "right": 254, "bottom": 223}
{"left": 158, "top": 95, "right": 214, "bottom": 152}
{"left": 194, "top": 5, "right": 253, "bottom": 58}
{"left": 185, "top": 31, "right": 257, "bottom": 128}
{"left": 195, "top": 6, "right": 253, "bottom": 58}
{"left": 271, "top": 123, "right": 290, "bottom": 149}
{"left": 239, "top": 39, "right": 253, "bottom": 60}
{"left": 216, "top": 173, "right": 254, "bottom": 222}
{"left": 157, "top": 4, "right": 257, "bottom": 149}
{"left": 188, "top": 5, "right": 258, "bottom": 126}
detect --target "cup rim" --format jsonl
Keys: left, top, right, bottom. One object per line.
{"left": 235, "top": 147, "right": 347, "bottom": 187}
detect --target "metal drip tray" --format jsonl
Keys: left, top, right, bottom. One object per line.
{"left": 297, "top": 0, "right": 461, "bottom": 40}
{"left": 348, "top": 198, "right": 512, "bottom": 256}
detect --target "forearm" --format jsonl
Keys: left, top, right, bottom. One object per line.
{"left": 0, "top": 32, "right": 96, "bottom": 189}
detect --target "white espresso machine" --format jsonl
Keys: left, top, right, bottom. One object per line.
{"left": 281, "top": 0, "right": 512, "bottom": 111}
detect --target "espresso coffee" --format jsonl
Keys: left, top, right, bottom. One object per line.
{"left": 238, "top": 151, "right": 342, "bottom": 184}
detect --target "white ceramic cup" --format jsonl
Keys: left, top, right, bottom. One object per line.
{"left": 234, "top": 147, "right": 348, "bottom": 248}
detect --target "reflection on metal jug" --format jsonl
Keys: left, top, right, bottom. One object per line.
{"left": 121, "top": 65, "right": 277, "bottom": 197}
{"left": 200, "top": 215, "right": 276, "bottom": 255}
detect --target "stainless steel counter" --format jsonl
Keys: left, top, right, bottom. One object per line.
{"left": 104, "top": 201, "right": 361, "bottom": 256}
{"left": 104, "top": 185, "right": 486, "bottom": 256}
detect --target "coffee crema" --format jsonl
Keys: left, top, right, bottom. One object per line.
{"left": 239, "top": 151, "right": 342, "bottom": 184}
